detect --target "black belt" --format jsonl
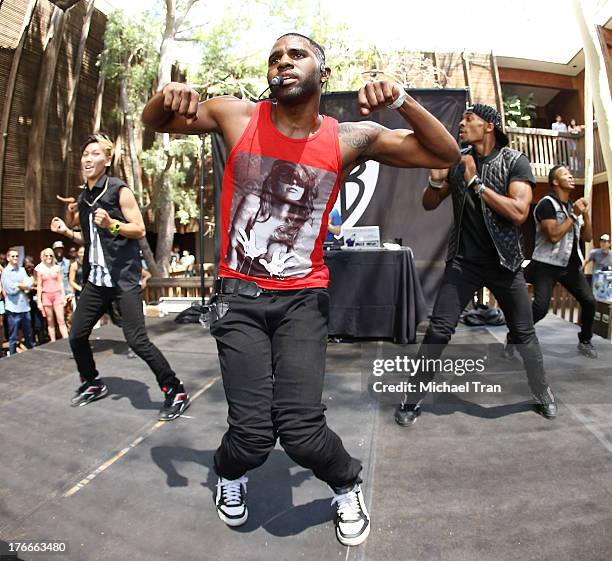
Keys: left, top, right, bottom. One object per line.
{"left": 214, "top": 277, "right": 309, "bottom": 298}
{"left": 215, "top": 278, "right": 262, "bottom": 298}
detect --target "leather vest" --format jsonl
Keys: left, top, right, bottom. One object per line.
{"left": 532, "top": 193, "right": 583, "bottom": 267}
{"left": 447, "top": 146, "right": 526, "bottom": 272}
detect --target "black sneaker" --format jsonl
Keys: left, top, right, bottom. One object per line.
{"left": 158, "top": 384, "right": 190, "bottom": 421}
{"left": 577, "top": 341, "right": 598, "bottom": 359}
{"left": 394, "top": 403, "right": 421, "bottom": 427}
{"left": 332, "top": 484, "right": 370, "bottom": 546}
{"left": 533, "top": 386, "right": 557, "bottom": 419}
{"left": 71, "top": 379, "right": 108, "bottom": 407}
{"left": 215, "top": 476, "right": 248, "bottom": 527}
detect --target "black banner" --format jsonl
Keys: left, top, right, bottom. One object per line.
{"left": 211, "top": 89, "right": 468, "bottom": 304}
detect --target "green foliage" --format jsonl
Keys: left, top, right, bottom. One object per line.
{"left": 191, "top": 14, "right": 267, "bottom": 99}
{"left": 503, "top": 93, "right": 537, "bottom": 128}
{"left": 100, "top": 10, "right": 160, "bottom": 113}
{"left": 141, "top": 137, "right": 203, "bottom": 225}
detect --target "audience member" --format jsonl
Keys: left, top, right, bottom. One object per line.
{"left": 326, "top": 207, "right": 342, "bottom": 242}
{"left": 551, "top": 114, "right": 567, "bottom": 132}
{"left": 583, "top": 234, "right": 612, "bottom": 273}
{"left": 1, "top": 248, "right": 35, "bottom": 355}
{"left": 69, "top": 246, "right": 85, "bottom": 303}
{"left": 36, "top": 248, "right": 69, "bottom": 341}
{"left": 24, "top": 255, "right": 48, "bottom": 345}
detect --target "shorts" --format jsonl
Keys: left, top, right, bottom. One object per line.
{"left": 42, "top": 291, "right": 64, "bottom": 308}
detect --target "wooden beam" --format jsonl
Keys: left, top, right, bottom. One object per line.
{"left": 61, "top": 0, "right": 96, "bottom": 196}
{"left": 596, "top": 25, "right": 612, "bottom": 94}
{"left": 462, "top": 51, "right": 472, "bottom": 104}
{"left": 92, "top": 71, "right": 105, "bottom": 132}
{"left": 498, "top": 67, "right": 575, "bottom": 90}
{"left": 24, "top": 6, "right": 66, "bottom": 231}
{"left": 0, "top": 0, "right": 38, "bottom": 229}
{"left": 490, "top": 52, "right": 505, "bottom": 124}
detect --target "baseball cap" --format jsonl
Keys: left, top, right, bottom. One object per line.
{"left": 600, "top": 234, "right": 610, "bottom": 241}
{"left": 52, "top": 241, "right": 64, "bottom": 249}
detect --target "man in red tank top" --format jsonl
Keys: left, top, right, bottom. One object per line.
{"left": 143, "top": 32, "right": 459, "bottom": 546}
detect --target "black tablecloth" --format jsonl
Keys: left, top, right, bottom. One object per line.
{"left": 324, "top": 248, "right": 427, "bottom": 344}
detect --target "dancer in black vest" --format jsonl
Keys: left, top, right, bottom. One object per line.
{"left": 51, "top": 133, "right": 190, "bottom": 420}
{"left": 395, "top": 104, "right": 557, "bottom": 426}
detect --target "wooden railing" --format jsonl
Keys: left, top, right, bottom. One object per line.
{"left": 144, "top": 277, "right": 214, "bottom": 303}
{"left": 484, "top": 284, "right": 579, "bottom": 324}
{"left": 506, "top": 125, "right": 605, "bottom": 180}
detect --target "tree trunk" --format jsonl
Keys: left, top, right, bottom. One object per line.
{"left": 139, "top": 238, "right": 160, "bottom": 277}
{"left": 24, "top": 6, "right": 66, "bottom": 230}
{"left": 155, "top": 174, "right": 175, "bottom": 277}
{"left": 119, "top": 74, "right": 144, "bottom": 205}
{"left": 151, "top": 0, "right": 200, "bottom": 276}
{"left": 118, "top": 76, "right": 159, "bottom": 275}
{"left": 61, "top": 0, "right": 95, "bottom": 196}
{"left": 92, "top": 70, "right": 105, "bottom": 132}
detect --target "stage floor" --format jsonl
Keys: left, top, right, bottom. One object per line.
{"left": 1, "top": 314, "right": 611, "bottom": 561}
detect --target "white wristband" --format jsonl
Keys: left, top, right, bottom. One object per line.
{"left": 467, "top": 174, "right": 480, "bottom": 188}
{"left": 387, "top": 88, "right": 408, "bottom": 110}
{"left": 428, "top": 177, "right": 444, "bottom": 189}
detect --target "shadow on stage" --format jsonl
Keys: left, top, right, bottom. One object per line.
{"left": 150, "top": 445, "right": 332, "bottom": 537}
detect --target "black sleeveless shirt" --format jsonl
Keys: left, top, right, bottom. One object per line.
{"left": 77, "top": 174, "right": 141, "bottom": 291}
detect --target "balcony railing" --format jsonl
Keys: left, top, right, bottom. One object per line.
{"left": 506, "top": 125, "right": 605, "bottom": 180}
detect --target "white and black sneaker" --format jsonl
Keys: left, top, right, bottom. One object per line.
{"left": 332, "top": 484, "right": 370, "bottom": 546}
{"left": 71, "top": 379, "right": 108, "bottom": 407}
{"left": 215, "top": 476, "right": 248, "bottom": 527}
{"left": 158, "top": 383, "right": 190, "bottom": 421}
{"left": 577, "top": 340, "right": 598, "bottom": 359}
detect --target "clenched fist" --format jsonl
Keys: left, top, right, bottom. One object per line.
{"left": 50, "top": 216, "right": 68, "bottom": 234}
{"left": 93, "top": 208, "right": 112, "bottom": 229}
{"left": 357, "top": 81, "right": 405, "bottom": 116}
{"left": 461, "top": 155, "right": 477, "bottom": 185}
{"left": 162, "top": 82, "right": 200, "bottom": 124}
{"left": 573, "top": 197, "right": 589, "bottom": 215}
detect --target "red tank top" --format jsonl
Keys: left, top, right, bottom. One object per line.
{"left": 218, "top": 101, "right": 342, "bottom": 290}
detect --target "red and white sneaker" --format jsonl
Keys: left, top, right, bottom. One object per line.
{"left": 70, "top": 379, "right": 108, "bottom": 407}
{"left": 158, "top": 384, "right": 190, "bottom": 421}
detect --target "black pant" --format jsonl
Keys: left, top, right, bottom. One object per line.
{"left": 524, "top": 260, "right": 595, "bottom": 343}
{"left": 210, "top": 288, "right": 362, "bottom": 493}
{"left": 70, "top": 282, "right": 178, "bottom": 389}
{"left": 404, "top": 258, "right": 550, "bottom": 406}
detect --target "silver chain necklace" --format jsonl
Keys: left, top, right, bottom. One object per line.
{"left": 81, "top": 177, "right": 109, "bottom": 208}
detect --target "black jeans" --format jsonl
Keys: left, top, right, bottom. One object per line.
{"left": 69, "top": 282, "right": 178, "bottom": 389}
{"left": 403, "top": 258, "right": 549, "bottom": 406}
{"left": 524, "top": 260, "right": 595, "bottom": 343}
{"left": 210, "top": 288, "right": 362, "bottom": 493}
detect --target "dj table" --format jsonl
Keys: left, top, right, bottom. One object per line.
{"left": 324, "top": 247, "right": 427, "bottom": 344}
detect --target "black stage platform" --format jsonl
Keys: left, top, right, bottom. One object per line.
{"left": 1, "top": 314, "right": 611, "bottom": 561}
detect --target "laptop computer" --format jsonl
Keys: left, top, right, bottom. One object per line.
{"left": 342, "top": 226, "right": 380, "bottom": 248}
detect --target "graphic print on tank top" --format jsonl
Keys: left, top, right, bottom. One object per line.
{"left": 226, "top": 152, "right": 337, "bottom": 279}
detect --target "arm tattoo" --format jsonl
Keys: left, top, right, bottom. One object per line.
{"left": 339, "top": 122, "right": 383, "bottom": 152}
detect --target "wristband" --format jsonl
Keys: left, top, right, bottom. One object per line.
{"left": 467, "top": 174, "right": 480, "bottom": 188}
{"left": 109, "top": 220, "right": 121, "bottom": 236}
{"left": 428, "top": 177, "right": 444, "bottom": 190}
{"left": 475, "top": 183, "right": 486, "bottom": 197}
{"left": 387, "top": 88, "right": 408, "bottom": 110}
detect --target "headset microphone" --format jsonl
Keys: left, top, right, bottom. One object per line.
{"left": 270, "top": 76, "right": 284, "bottom": 87}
